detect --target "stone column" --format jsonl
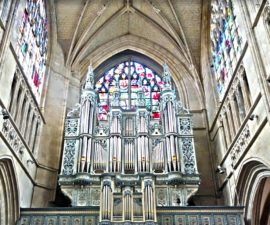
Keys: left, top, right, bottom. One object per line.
{"left": 15, "top": 85, "right": 27, "bottom": 127}
{"left": 235, "top": 85, "right": 246, "bottom": 122}
{"left": 20, "top": 93, "right": 31, "bottom": 136}
{"left": 10, "top": 72, "right": 21, "bottom": 117}
{"left": 228, "top": 92, "right": 240, "bottom": 132}
{"left": 239, "top": 72, "right": 251, "bottom": 112}
{"left": 219, "top": 116, "right": 228, "bottom": 149}
{"left": 29, "top": 116, "right": 38, "bottom": 152}
{"left": 25, "top": 108, "right": 34, "bottom": 145}
{"left": 225, "top": 103, "right": 236, "bottom": 140}
{"left": 221, "top": 109, "right": 231, "bottom": 146}
{"left": 32, "top": 118, "right": 41, "bottom": 157}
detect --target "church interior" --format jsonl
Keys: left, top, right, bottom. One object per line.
{"left": 0, "top": 0, "right": 270, "bottom": 225}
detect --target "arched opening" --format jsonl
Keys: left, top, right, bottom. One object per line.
{"left": 236, "top": 160, "right": 270, "bottom": 225}
{"left": 252, "top": 177, "right": 270, "bottom": 225}
{"left": 77, "top": 36, "right": 205, "bottom": 110}
{"left": 0, "top": 157, "right": 20, "bottom": 225}
{"left": 94, "top": 54, "right": 175, "bottom": 121}
{"left": 88, "top": 49, "right": 190, "bottom": 108}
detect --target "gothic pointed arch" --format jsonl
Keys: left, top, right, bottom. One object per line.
{"left": 236, "top": 159, "right": 270, "bottom": 225}
{"left": 76, "top": 35, "right": 204, "bottom": 109}
{"left": 0, "top": 157, "right": 20, "bottom": 225}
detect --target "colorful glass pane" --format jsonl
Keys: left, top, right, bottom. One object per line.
{"left": 131, "top": 93, "right": 137, "bottom": 99}
{"left": 210, "top": 0, "right": 243, "bottom": 99}
{"left": 98, "top": 113, "right": 107, "bottom": 121}
{"left": 152, "top": 112, "right": 160, "bottom": 119}
{"left": 16, "top": 0, "right": 48, "bottom": 103}
{"left": 94, "top": 61, "right": 163, "bottom": 120}
{"left": 99, "top": 93, "right": 108, "bottom": 100}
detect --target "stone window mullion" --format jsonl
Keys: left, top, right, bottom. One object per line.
{"left": 15, "top": 86, "right": 26, "bottom": 126}
{"left": 32, "top": 119, "right": 41, "bottom": 157}
{"left": 235, "top": 85, "right": 246, "bottom": 122}
{"left": 20, "top": 95, "right": 31, "bottom": 137}
{"left": 219, "top": 117, "right": 228, "bottom": 150}
{"left": 29, "top": 115, "right": 38, "bottom": 152}
{"left": 226, "top": 103, "right": 236, "bottom": 140}
{"left": 25, "top": 108, "right": 34, "bottom": 145}
{"left": 239, "top": 73, "right": 251, "bottom": 112}
{"left": 228, "top": 92, "right": 241, "bottom": 132}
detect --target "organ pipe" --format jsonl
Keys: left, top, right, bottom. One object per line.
{"left": 164, "top": 106, "right": 169, "bottom": 133}
{"left": 170, "top": 135, "right": 176, "bottom": 171}
{"left": 145, "top": 137, "right": 149, "bottom": 171}
{"left": 89, "top": 103, "right": 94, "bottom": 133}
{"left": 166, "top": 137, "right": 171, "bottom": 172}
{"left": 175, "top": 137, "right": 181, "bottom": 171}
{"left": 61, "top": 63, "right": 199, "bottom": 224}
{"left": 169, "top": 102, "right": 173, "bottom": 132}
{"left": 172, "top": 103, "right": 177, "bottom": 132}
{"left": 86, "top": 138, "right": 91, "bottom": 172}
{"left": 77, "top": 138, "right": 82, "bottom": 173}
{"left": 117, "top": 137, "right": 121, "bottom": 172}
{"left": 80, "top": 103, "right": 85, "bottom": 133}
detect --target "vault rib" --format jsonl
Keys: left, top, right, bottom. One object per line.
{"left": 69, "top": 1, "right": 113, "bottom": 67}
{"left": 66, "top": 0, "right": 90, "bottom": 67}
{"left": 146, "top": 0, "right": 190, "bottom": 63}
{"left": 133, "top": 7, "right": 186, "bottom": 59}
{"left": 167, "top": 0, "right": 193, "bottom": 63}
{"left": 71, "top": 6, "right": 129, "bottom": 67}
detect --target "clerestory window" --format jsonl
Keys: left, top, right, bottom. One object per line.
{"left": 210, "top": 0, "right": 243, "bottom": 99}
{"left": 16, "top": 0, "right": 48, "bottom": 103}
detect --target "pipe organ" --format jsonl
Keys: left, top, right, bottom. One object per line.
{"left": 59, "top": 63, "right": 200, "bottom": 224}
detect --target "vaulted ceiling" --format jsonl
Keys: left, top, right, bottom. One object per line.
{"left": 54, "top": 0, "right": 203, "bottom": 74}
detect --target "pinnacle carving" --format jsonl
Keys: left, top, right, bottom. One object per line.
{"left": 84, "top": 64, "right": 94, "bottom": 90}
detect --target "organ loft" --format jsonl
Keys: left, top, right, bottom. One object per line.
{"left": 59, "top": 62, "right": 200, "bottom": 224}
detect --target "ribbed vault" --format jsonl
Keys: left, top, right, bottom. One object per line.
{"left": 53, "top": 0, "right": 204, "bottom": 109}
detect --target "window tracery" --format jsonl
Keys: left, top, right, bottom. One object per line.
{"left": 16, "top": 0, "right": 48, "bottom": 103}
{"left": 210, "top": 0, "right": 243, "bottom": 99}
{"left": 95, "top": 61, "right": 164, "bottom": 121}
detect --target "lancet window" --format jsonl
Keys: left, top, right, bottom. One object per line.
{"left": 95, "top": 61, "right": 163, "bottom": 121}
{"left": 210, "top": 0, "right": 243, "bottom": 98}
{"left": 16, "top": 0, "right": 48, "bottom": 103}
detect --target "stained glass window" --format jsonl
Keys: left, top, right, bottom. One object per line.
{"left": 16, "top": 0, "right": 48, "bottom": 103}
{"left": 95, "top": 61, "right": 164, "bottom": 121}
{"left": 210, "top": 0, "right": 243, "bottom": 99}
